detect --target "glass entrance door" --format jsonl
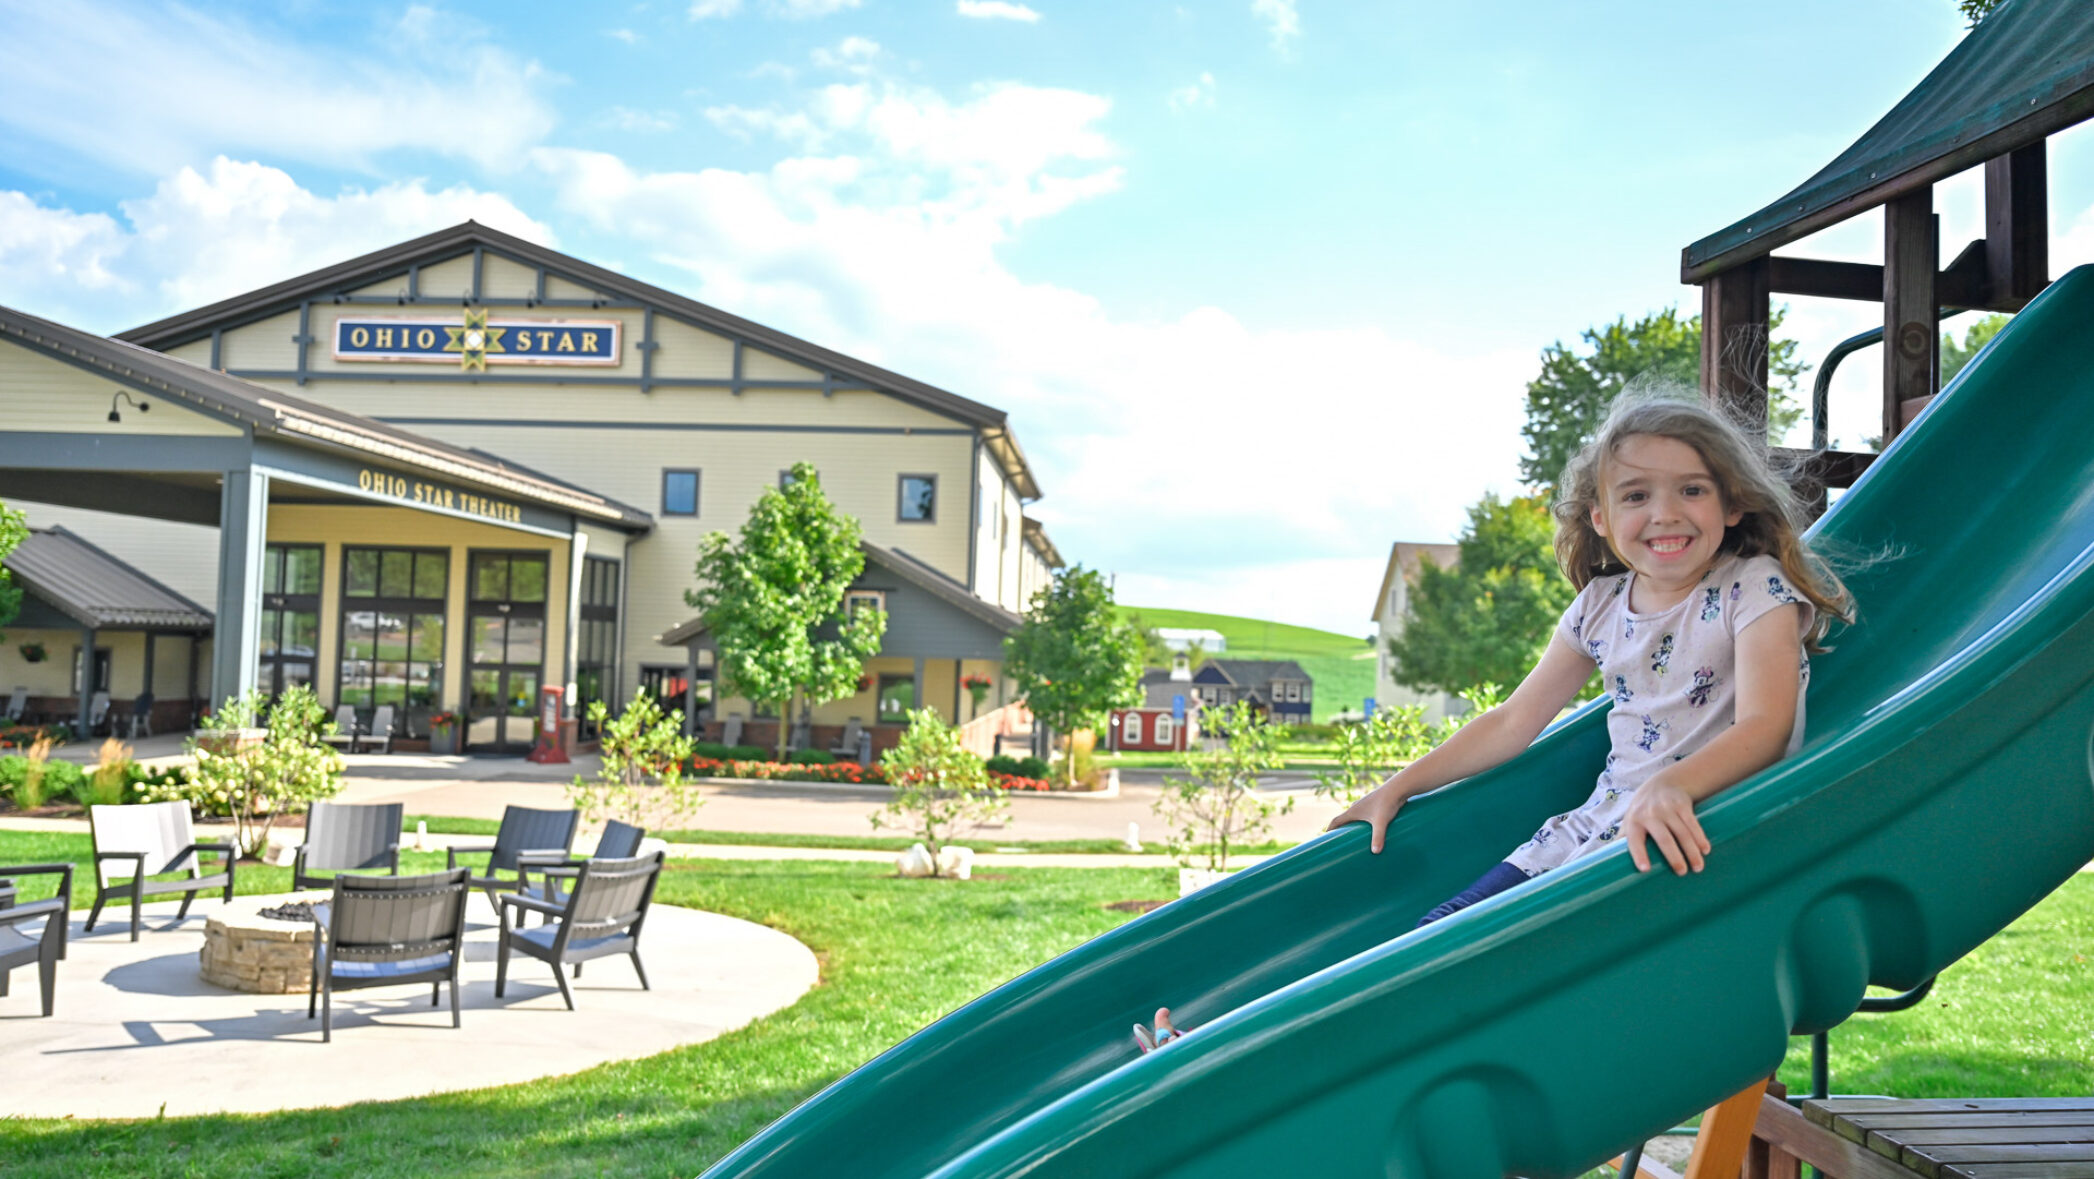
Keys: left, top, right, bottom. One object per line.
{"left": 466, "top": 551, "right": 548, "bottom": 753}
{"left": 259, "top": 544, "right": 322, "bottom": 698}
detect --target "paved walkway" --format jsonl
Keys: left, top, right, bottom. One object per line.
{"left": 0, "top": 895, "right": 818, "bottom": 1118}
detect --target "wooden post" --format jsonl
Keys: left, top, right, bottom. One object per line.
{"left": 1984, "top": 143, "right": 2048, "bottom": 309}
{"left": 1699, "top": 256, "right": 1771, "bottom": 438}
{"left": 1684, "top": 1076, "right": 1773, "bottom": 1179}
{"left": 1882, "top": 187, "right": 1938, "bottom": 442}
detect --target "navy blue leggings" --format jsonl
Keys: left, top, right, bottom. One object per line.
{"left": 1416, "top": 861, "right": 1532, "bottom": 927}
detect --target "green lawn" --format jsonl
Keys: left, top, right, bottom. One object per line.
{"left": 400, "top": 816, "right": 1141, "bottom": 856}
{"left": 1118, "top": 604, "right": 1379, "bottom": 723}
{"left": 6, "top": 826, "right": 2092, "bottom": 1176}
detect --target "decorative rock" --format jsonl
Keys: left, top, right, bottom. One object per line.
{"left": 935, "top": 845, "right": 975, "bottom": 880}
{"left": 1122, "top": 821, "right": 1144, "bottom": 853}
{"left": 896, "top": 843, "right": 935, "bottom": 878}
{"left": 199, "top": 892, "right": 326, "bottom": 993}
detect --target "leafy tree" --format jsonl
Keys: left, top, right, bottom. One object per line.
{"left": 0, "top": 500, "right": 24, "bottom": 638}
{"left": 1004, "top": 566, "right": 1146, "bottom": 788}
{"left": 144, "top": 685, "right": 345, "bottom": 858}
{"left": 687, "top": 462, "right": 886, "bottom": 760}
{"left": 1520, "top": 307, "right": 1807, "bottom": 492}
{"left": 1311, "top": 703, "right": 1434, "bottom": 806}
{"left": 1386, "top": 494, "right": 1576, "bottom": 698}
{"left": 567, "top": 695, "right": 701, "bottom": 829}
{"left": 872, "top": 708, "right": 1008, "bottom": 875}
{"left": 1959, "top": 0, "right": 2002, "bottom": 25}
{"left": 1153, "top": 701, "right": 1293, "bottom": 872}
{"left": 1941, "top": 313, "right": 2012, "bottom": 385}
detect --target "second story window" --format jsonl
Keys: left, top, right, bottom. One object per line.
{"left": 663, "top": 470, "right": 699, "bottom": 517}
{"left": 846, "top": 589, "right": 886, "bottom": 617}
{"left": 898, "top": 474, "right": 936, "bottom": 522}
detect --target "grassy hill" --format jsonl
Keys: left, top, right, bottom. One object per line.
{"left": 1118, "top": 605, "right": 1377, "bottom": 723}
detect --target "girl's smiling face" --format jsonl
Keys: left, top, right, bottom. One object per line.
{"left": 1591, "top": 433, "right": 1743, "bottom": 603}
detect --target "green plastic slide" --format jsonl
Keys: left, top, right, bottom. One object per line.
{"left": 702, "top": 267, "right": 2094, "bottom": 1179}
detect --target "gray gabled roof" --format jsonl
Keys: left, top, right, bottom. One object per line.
{"left": 0, "top": 302, "right": 651, "bottom": 531}
{"left": 4, "top": 527, "right": 213, "bottom": 630}
{"left": 1204, "top": 658, "right": 1313, "bottom": 689}
{"left": 115, "top": 221, "right": 1043, "bottom": 499}
{"left": 657, "top": 538, "right": 1022, "bottom": 647}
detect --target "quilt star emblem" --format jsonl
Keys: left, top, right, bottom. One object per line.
{"left": 443, "top": 309, "right": 507, "bottom": 372}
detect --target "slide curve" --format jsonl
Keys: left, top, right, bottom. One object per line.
{"left": 701, "top": 266, "right": 2094, "bottom": 1179}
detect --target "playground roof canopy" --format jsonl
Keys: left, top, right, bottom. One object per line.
{"left": 1683, "top": 0, "right": 2094, "bottom": 280}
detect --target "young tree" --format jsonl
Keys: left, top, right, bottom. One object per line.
{"left": 1386, "top": 494, "right": 1576, "bottom": 698}
{"left": 1003, "top": 566, "right": 1146, "bottom": 788}
{"left": 567, "top": 695, "right": 701, "bottom": 829}
{"left": 872, "top": 708, "right": 1008, "bottom": 876}
{"left": 1153, "top": 701, "right": 1293, "bottom": 873}
{"left": 1520, "top": 308, "right": 1808, "bottom": 492}
{"left": 0, "top": 500, "right": 25, "bottom": 636}
{"left": 687, "top": 462, "right": 886, "bottom": 759}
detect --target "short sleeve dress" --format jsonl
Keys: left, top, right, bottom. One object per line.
{"left": 1501, "top": 552, "right": 1814, "bottom": 877}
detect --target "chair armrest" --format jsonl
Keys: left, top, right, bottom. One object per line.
{"left": 176, "top": 842, "right": 237, "bottom": 871}
{"left": 447, "top": 844, "right": 495, "bottom": 869}
{"left": 95, "top": 850, "right": 147, "bottom": 881}
{"left": 537, "top": 865, "right": 583, "bottom": 880}
{"left": 0, "top": 862, "right": 72, "bottom": 909}
{"left": 0, "top": 897, "right": 66, "bottom": 928}
{"left": 499, "top": 892, "right": 565, "bottom": 918}
{"left": 517, "top": 847, "right": 571, "bottom": 860}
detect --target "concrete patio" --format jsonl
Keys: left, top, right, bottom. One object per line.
{"left": 0, "top": 894, "right": 818, "bottom": 1118}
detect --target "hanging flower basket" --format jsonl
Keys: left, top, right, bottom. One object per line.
{"left": 17, "top": 642, "right": 45, "bottom": 664}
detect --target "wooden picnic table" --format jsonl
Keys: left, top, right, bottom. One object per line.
{"left": 1752, "top": 1095, "right": 2094, "bottom": 1179}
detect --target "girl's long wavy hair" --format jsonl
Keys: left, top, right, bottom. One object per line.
{"left": 1552, "top": 394, "right": 1855, "bottom": 653}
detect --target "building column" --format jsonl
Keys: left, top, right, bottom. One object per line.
{"left": 75, "top": 625, "right": 97, "bottom": 737}
{"left": 912, "top": 657, "right": 926, "bottom": 723}
{"left": 210, "top": 467, "right": 269, "bottom": 710}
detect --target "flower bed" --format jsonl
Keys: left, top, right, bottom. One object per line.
{"left": 681, "top": 754, "right": 1054, "bottom": 792}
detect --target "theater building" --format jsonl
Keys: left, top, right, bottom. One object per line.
{"left": 0, "top": 222, "right": 1061, "bottom": 753}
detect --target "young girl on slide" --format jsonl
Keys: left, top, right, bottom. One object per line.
{"left": 1134, "top": 395, "right": 1855, "bottom": 1053}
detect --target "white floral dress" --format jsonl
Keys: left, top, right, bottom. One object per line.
{"left": 1503, "top": 552, "right": 1813, "bottom": 876}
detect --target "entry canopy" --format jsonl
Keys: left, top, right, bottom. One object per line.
{"left": 1683, "top": 0, "right": 2094, "bottom": 280}
{"left": 5, "top": 526, "right": 213, "bottom": 631}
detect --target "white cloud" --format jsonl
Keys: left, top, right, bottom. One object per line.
{"left": 775, "top": 0, "right": 862, "bottom": 16}
{"left": 533, "top": 76, "right": 1530, "bottom": 633}
{"left": 688, "top": 0, "right": 743, "bottom": 18}
{"left": 606, "top": 27, "right": 641, "bottom": 44}
{"left": 0, "top": 158, "right": 553, "bottom": 332}
{"left": 604, "top": 107, "right": 681, "bottom": 133}
{"left": 1252, "top": 0, "right": 1301, "bottom": 53}
{"left": 1168, "top": 72, "right": 1217, "bottom": 111}
{"left": 810, "top": 36, "right": 882, "bottom": 72}
{"left": 957, "top": 1, "right": 1043, "bottom": 22}
{"left": 0, "top": 4, "right": 555, "bottom": 176}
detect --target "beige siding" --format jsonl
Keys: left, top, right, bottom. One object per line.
{"left": 9, "top": 502, "right": 222, "bottom": 605}
{"left": 742, "top": 347, "right": 823, "bottom": 383}
{"left": 0, "top": 630, "right": 198, "bottom": 701}
{"left": 415, "top": 255, "right": 477, "bottom": 301}
{"left": 164, "top": 339, "right": 213, "bottom": 367}
{"left": 344, "top": 273, "right": 414, "bottom": 299}
{"left": 0, "top": 629, "right": 86, "bottom": 697}
{"left": 479, "top": 254, "right": 540, "bottom": 300}
{"left": 264, "top": 504, "right": 570, "bottom": 713}
{"left": 0, "top": 341, "right": 241, "bottom": 436}
{"left": 544, "top": 275, "right": 608, "bottom": 302}
{"left": 651, "top": 317, "right": 736, "bottom": 380}
{"left": 218, "top": 308, "right": 302, "bottom": 372}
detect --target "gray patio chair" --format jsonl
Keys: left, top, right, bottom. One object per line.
{"left": 353, "top": 704, "right": 395, "bottom": 755}
{"left": 828, "top": 717, "right": 864, "bottom": 758}
{"left": 515, "top": 820, "right": 646, "bottom": 918}
{"left": 292, "top": 801, "right": 403, "bottom": 891}
{"left": 87, "top": 690, "right": 110, "bottom": 736}
{"left": 4, "top": 687, "right": 26, "bottom": 723}
{"left": 307, "top": 867, "right": 469, "bottom": 1042}
{"left": 125, "top": 692, "right": 154, "bottom": 738}
{"left": 495, "top": 851, "right": 663, "bottom": 1010}
{"left": 720, "top": 712, "right": 744, "bottom": 747}
{"left": 321, "top": 706, "right": 359, "bottom": 752}
{"left": 0, "top": 863, "right": 72, "bottom": 1017}
{"left": 85, "top": 801, "right": 235, "bottom": 941}
{"left": 445, "top": 805, "right": 578, "bottom": 909}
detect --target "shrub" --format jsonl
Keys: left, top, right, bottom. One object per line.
{"left": 42, "top": 759, "right": 86, "bottom": 804}
{"left": 567, "top": 696, "right": 700, "bottom": 829}
{"left": 0, "top": 754, "right": 27, "bottom": 793}
{"left": 691, "top": 741, "right": 732, "bottom": 760}
{"left": 727, "top": 744, "right": 770, "bottom": 761}
{"left": 872, "top": 709, "right": 1008, "bottom": 875}
{"left": 789, "top": 749, "right": 834, "bottom": 765}
{"left": 79, "top": 737, "right": 133, "bottom": 807}
{"left": 140, "top": 685, "right": 345, "bottom": 857}
{"left": 987, "top": 754, "right": 1051, "bottom": 781}
{"left": 10, "top": 735, "right": 59, "bottom": 810}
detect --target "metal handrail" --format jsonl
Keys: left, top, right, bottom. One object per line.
{"left": 1809, "top": 310, "right": 1967, "bottom": 451}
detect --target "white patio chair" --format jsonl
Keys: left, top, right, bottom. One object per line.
{"left": 85, "top": 801, "right": 236, "bottom": 941}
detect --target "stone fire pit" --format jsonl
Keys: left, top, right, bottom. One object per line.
{"left": 200, "top": 892, "right": 330, "bottom": 994}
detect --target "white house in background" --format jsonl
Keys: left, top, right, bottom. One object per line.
{"left": 1152, "top": 627, "right": 1226, "bottom": 653}
{"left": 1371, "top": 541, "right": 1464, "bottom": 725}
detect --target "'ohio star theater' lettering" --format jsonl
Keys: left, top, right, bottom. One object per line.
{"left": 334, "top": 313, "right": 620, "bottom": 369}
{"left": 358, "top": 468, "right": 524, "bottom": 525}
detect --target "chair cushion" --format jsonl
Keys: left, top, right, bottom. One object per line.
{"left": 329, "top": 953, "right": 453, "bottom": 980}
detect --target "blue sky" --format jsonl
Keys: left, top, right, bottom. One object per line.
{"left": 3, "top": 1, "right": 2086, "bottom": 638}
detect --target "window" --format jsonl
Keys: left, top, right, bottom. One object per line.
{"left": 779, "top": 467, "right": 817, "bottom": 489}
{"left": 258, "top": 543, "right": 322, "bottom": 698}
{"left": 576, "top": 556, "right": 621, "bottom": 738}
{"left": 339, "top": 546, "right": 448, "bottom": 737}
{"left": 1155, "top": 714, "right": 1174, "bottom": 746}
{"left": 1301, "top": 682, "right": 1312, "bottom": 702}
{"left": 876, "top": 674, "right": 916, "bottom": 724}
{"left": 898, "top": 474, "right": 936, "bottom": 522}
{"left": 1283, "top": 681, "right": 1301, "bottom": 703}
{"left": 72, "top": 647, "right": 111, "bottom": 695}
{"left": 1123, "top": 713, "right": 1143, "bottom": 745}
{"left": 662, "top": 470, "right": 699, "bottom": 517}
{"left": 846, "top": 589, "right": 886, "bottom": 617}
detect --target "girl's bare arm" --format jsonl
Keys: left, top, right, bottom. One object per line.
{"left": 1329, "top": 634, "right": 1593, "bottom": 853}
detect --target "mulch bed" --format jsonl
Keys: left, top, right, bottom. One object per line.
{"left": 1104, "top": 899, "right": 1169, "bottom": 914}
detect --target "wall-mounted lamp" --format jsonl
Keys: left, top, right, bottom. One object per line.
{"left": 107, "top": 391, "right": 150, "bottom": 423}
